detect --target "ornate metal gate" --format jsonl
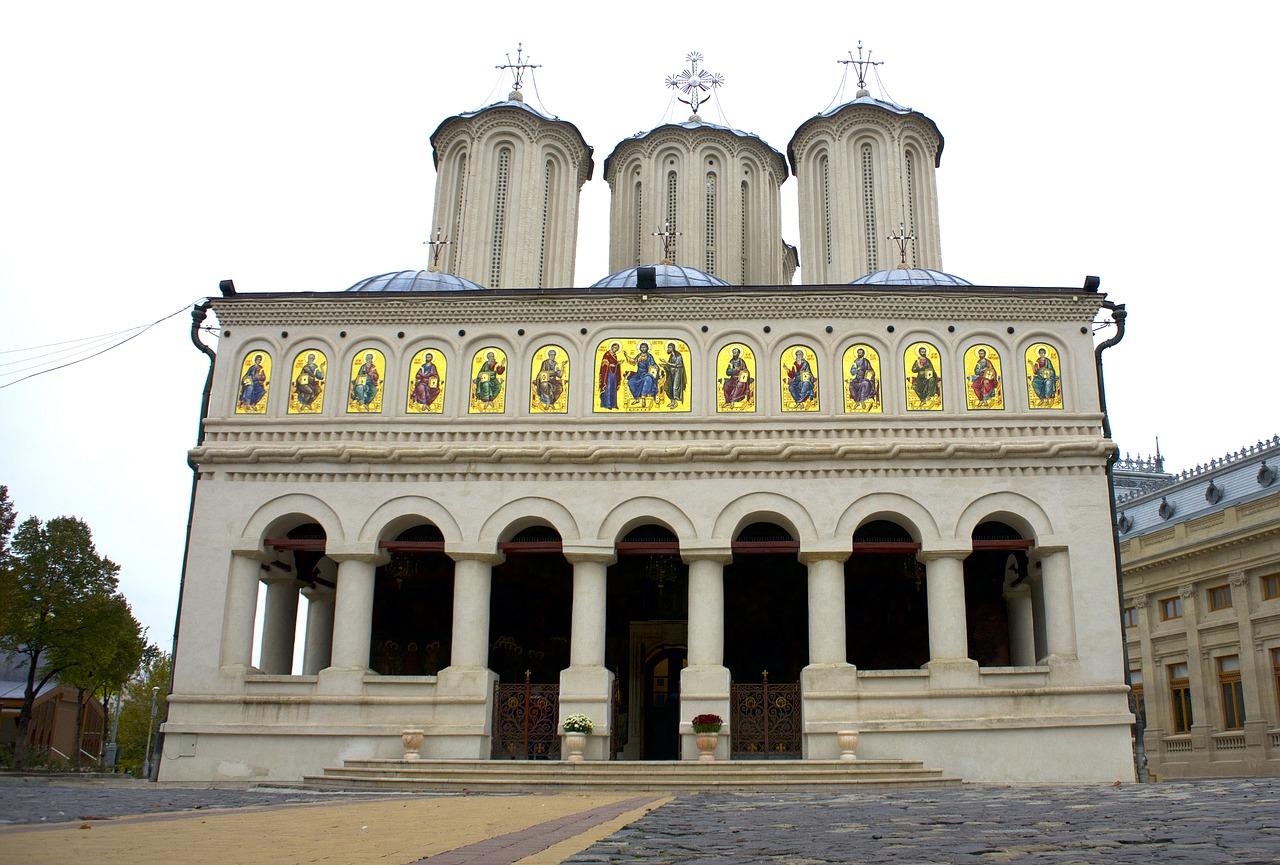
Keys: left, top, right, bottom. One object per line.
{"left": 491, "top": 677, "right": 560, "bottom": 759}
{"left": 730, "top": 674, "right": 802, "bottom": 757}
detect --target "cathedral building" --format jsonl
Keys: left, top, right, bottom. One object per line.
{"left": 161, "top": 50, "right": 1135, "bottom": 783}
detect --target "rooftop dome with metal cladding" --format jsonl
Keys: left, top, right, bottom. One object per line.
{"left": 590, "top": 264, "right": 730, "bottom": 289}
{"left": 850, "top": 268, "right": 972, "bottom": 287}
{"left": 345, "top": 270, "right": 487, "bottom": 293}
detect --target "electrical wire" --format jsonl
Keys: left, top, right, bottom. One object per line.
{"left": 0, "top": 301, "right": 200, "bottom": 391}
{"left": 528, "top": 68, "right": 557, "bottom": 119}
{"left": 821, "top": 61, "right": 851, "bottom": 114}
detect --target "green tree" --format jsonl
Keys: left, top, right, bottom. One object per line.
{"left": 0, "top": 510, "right": 121, "bottom": 768}
{"left": 52, "top": 592, "right": 145, "bottom": 768}
{"left": 116, "top": 647, "right": 170, "bottom": 776}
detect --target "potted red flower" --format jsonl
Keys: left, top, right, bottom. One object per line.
{"left": 691, "top": 713, "right": 723, "bottom": 762}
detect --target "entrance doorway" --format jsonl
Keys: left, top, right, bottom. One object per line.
{"left": 642, "top": 645, "right": 686, "bottom": 759}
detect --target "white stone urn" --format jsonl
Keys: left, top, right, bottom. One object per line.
{"left": 695, "top": 732, "right": 719, "bottom": 762}
{"left": 564, "top": 731, "right": 587, "bottom": 763}
{"left": 401, "top": 728, "right": 425, "bottom": 761}
{"left": 836, "top": 729, "right": 860, "bottom": 761}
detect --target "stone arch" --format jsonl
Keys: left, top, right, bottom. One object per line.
{"left": 357, "top": 495, "right": 464, "bottom": 545}
{"left": 478, "top": 496, "right": 581, "bottom": 546}
{"left": 595, "top": 496, "right": 699, "bottom": 546}
{"left": 238, "top": 493, "right": 345, "bottom": 550}
{"left": 953, "top": 491, "right": 1055, "bottom": 543}
{"left": 712, "top": 491, "right": 818, "bottom": 544}
{"left": 833, "top": 492, "right": 941, "bottom": 545}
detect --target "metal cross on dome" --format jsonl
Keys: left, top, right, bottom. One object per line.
{"left": 496, "top": 43, "right": 540, "bottom": 95}
{"left": 838, "top": 41, "right": 883, "bottom": 95}
{"left": 653, "top": 221, "right": 682, "bottom": 262}
{"left": 423, "top": 227, "right": 450, "bottom": 270}
{"left": 665, "top": 51, "right": 724, "bottom": 119}
{"left": 888, "top": 222, "right": 915, "bottom": 267}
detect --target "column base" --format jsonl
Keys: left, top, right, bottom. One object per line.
{"left": 429, "top": 666, "right": 499, "bottom": 759}
{"left": 801, "top": 662, "right": 860, "bottom": 693}
{"left": 558, "top": 665, "right": 615, "bottom": 761}
{"left": 680, "top": 665, "right": 731, "bottom": 761}
{"left": 924, "top": 658, "right": 980, "bottom": 688}
{"left": 316, "top": 665, "right": 370, "bottom": 695}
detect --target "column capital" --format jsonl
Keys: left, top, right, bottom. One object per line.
{"left": 229, "top": 542, "right": 273, "bottom": 561}
{"left": 680, "top": 545, "right": 733, "bottom": 564}
{"left": 917, "top": 547, "right": 971, "bottom": 563}
{"left": 447, "top": 545, "right": 504, "bottom": 565}
{"left": 261, "top": 572, "right": 301, "bottom": 587}
{"left": 798, "top": 548, "right": 851, "bottom": 564}
{"left": 562, "top": 544, "right": 617, "bottom": 565}
{"left": 326, "top": 543, "right": 389, "bottom": 565}
{"left": 301, "top": 584, "right": 335, "bottom": 601}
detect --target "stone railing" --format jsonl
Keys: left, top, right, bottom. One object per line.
{"left": 1163, "top": 735, "right": 1193, "bottom": 753}
{"left": 1212, "top": 732, "right": 1247, "bottom": 751}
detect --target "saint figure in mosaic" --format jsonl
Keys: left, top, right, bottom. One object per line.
{"left": 718, "top": 344, "right": 755, "bottom": 411}
{"left": 594, "top": 338, "right": 692, "bottom": 413}
{"left": 905, "top": 342, "right": 943, "bottom": 411}
{"left": 842, "top": 344, "right": 882, "bottom": 413}
{"left": 781, "top": 345, "right": 819, "bottom": 411}
{"left": 530, "top": 344, "right": 568, "bottom": 413}
{"left": 289, "top": 349, "right": 327, "bottom": 414}
{"left": 626, "top": 342, "right": 661, "bottom": 407}
{"left": 1026, "top": 343, "right": 1063, "bottom": 409}
{"left": 236, "top": 350, "right": 270, "bottom": 414}
{"left": 469, "top": 348, "right": 507, "bottom": 413}
{"left": 965, "top": 344, "right": 1004, "bottom": 410}
{"left": 407, "top": 348, "right": 445, "bottom": 413}
{"left": 598, "top": 342, "right": 622, "bottom": 410}
{"left": 662, "top": 342, "right": 686, "bottom": 409}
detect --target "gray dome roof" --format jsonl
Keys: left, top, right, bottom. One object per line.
{"left": 590, "top": 264, "right": 730, "bottom": 289}
{"left": 345, "top": 270, "right": 487, "bottom": 293}
{"left": 787, "top": 95, "right": 945, "bottom": 173}
{"left": 850, "top": 268, "right": 972, "bottom": 287}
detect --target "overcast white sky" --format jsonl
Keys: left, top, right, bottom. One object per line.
{"left": 1, "top": 1, "right": 1276, "bottom": 648}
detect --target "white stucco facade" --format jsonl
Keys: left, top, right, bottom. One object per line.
{"left": 160, "top": 286, "right": 1136, "bottom": 784}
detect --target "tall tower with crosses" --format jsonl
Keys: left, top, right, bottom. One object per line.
{"left": 788, "top": 43, "right": 945, "bottom": 283}
{"left": 428, "top": 45, "right": 594, "bottom": 289}
{"left": 603, "top": 51, "right": 795, "bottom": 285}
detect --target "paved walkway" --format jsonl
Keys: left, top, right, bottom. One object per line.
{"left": 2, "top": 777, "right": 1278, "bottom": 864}
{"left": 568, "top": 779, "right": 1280, "bottom": 864}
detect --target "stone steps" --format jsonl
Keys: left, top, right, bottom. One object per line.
{"left": 280, "top": 758, "right": 962, "bottom": 792}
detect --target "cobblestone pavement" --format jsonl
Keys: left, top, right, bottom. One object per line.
{"left": 0, "top": 776, "right": 399, "bottom": 824}
{"left": 566, "top": 780, "right": 1280, "bottom": 864}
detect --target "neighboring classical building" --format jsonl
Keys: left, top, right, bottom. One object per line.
{"left": 1118, "top": 437, "right": 1280, "bottom": 778}
{"left": 0, "top": 654, "right": 106, "bottom": 763}
{"left": 160, "top": 53, "right": 1136, "bottom": 784}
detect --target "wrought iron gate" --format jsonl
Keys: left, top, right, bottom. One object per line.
{"left": 492, "top": 678, "right": 560, "bottom": 759}
{"left": 730, "top": 675, "right": 802, "bottom": 757}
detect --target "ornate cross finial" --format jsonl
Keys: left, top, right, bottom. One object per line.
{"left": 838, "top": 41, "right": 883, "bottom": 97}
{"left": 653, "top": 221, "right": 682, "bottom": 264}
{"left": 665, "top": 51, "right": 724, "bottom": 121}
{"left": 496, "top": 43, "right": 540, "bottom": 102}
{"left": 888, "top": 222, "right": 915, "bottom": 267}
{"left": 423, "top": 227, "right": 450, "bottom": 272}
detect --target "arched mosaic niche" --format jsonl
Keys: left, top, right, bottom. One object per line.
{"left": 469, "top": 347, "right": 508, "bottom": 414}
{"left": 842, "top": 343, "right": 882, "bottom": 414}
{"left": 529, "top": 344, "right": 569, "bottom": 414}
{"left": 964, "top": 344, "right": 1004, "bottom": 411}
{"left": 593, "top": 338, "right": 691, "bottom": 413}
{"left": 235, "top": 349, "right": 271, "bottom": 414}
{"left": 904, "top": 341, "right": 943, "bottom": 411}
{"left": 780, "top": 344, "right": 819, "bottom": 412}
{"left": 406, "top": 347, "right": 447, "bottom": 414}
{"left": 287, "top": 347, "right": 328, "bottom": 414}
{"left": 1025, "top": 342, "right": 1063, "bottom": 409}
{"left": 347, "top": 348, "right": 386, "bottom": 414}
{"left": 716, "top": 342, "right": 756, "bottom": 413}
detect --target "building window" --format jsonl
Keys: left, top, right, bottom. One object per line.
{"left": 1263, "top": 573, "right": 1280, "bottom": 600}
{"left": 704, "top": 171, "right": 717, "bottom": 275}
{"left": 665, "top": 169, "right": 678, "bottom": 260}
{"left": 1207, "top": 584, "right": 1232, "bottom": 611}
{"left": 820, "top": 154, "right": 832, "bottom": 267}
{"left": 740, "top": 179, "right": 749, "bottom": 285}
{"left": 904, "top": 150, "right": 918, "bottom": 267}
{"left": 1217, "top": 655, "right": 1245, "bottom": 729}
{"left": 1129, "top": 669, "right": 1146, "bottom": 728}
{"left": 489, "top": 146, "right": 511, "bottom": 287}
{"left": 634, "top": 180, "right": 643, "bottom": 266}
{"left": 1123, "top": 606, "right": 1138, "bottom": 628}
{"left": 861, "top": 143, "right": 878, "bottom": 272}
{"left": 1159, "top": 595, "right": 1183, "bottom": 620}
{"left": 451, "top": 153, "right": 467, "bottom": 273}
{"left": 538, "top": 159, "right": 554, "bottom": 289}
{"left": 1168, "top": 662, "right": 1193, "bottom": 733}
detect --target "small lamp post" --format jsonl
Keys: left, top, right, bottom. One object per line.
{"left": 142, "top": 686, "right": 160, "bottom": 779}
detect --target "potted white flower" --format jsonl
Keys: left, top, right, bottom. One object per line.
{"left": 562, "top": 713, "right": 593, "bottom": 763}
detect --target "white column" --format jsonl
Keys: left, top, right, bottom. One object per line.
{"left": 328, "top": 557, "right": 379, "bottom": 670}
{"left": 301, "top": 583, "right": 335, "bottom": 675}
{"left": 568, "top": 558, "right": 608, "bottom": 668}
{"left": 259, "top": 573, "right": 300, "bottom": 674}
{"left": 1005, "top": 586, "right": 1036, "bottom": 666}
{"left": 449, "top": 554, "right": 497, "bottom": 668}
{"left": 923, "top": 552, "right": 969, "bottom": 661}
{"left": 687, "top": 557, "right": 726, "bottom": 666}
{"left": 1229, "top": 573, "right": 1264, "bottom": 720}
{"left": 1038, "top": 549, "right": 1078, "bottom": 659}
{"left": 221, "top": 552, "right": 267, "bottom": 669}
{"left": 802, "top": 554, "right": 848, "bottom": 665}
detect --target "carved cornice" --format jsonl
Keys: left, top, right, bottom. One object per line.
{"left": 1122, "top": 525, "right": 1280, "bottom": 576}
{"left": 211, "top": 290, "right": 1102, "bottom": 328}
